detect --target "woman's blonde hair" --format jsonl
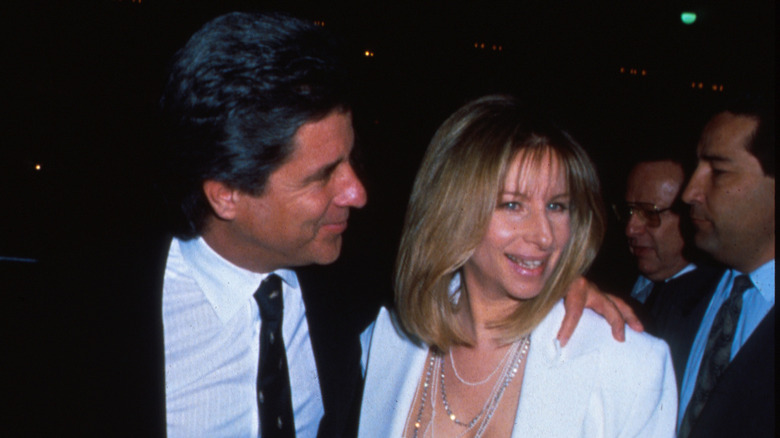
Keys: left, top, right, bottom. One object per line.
{"left": 395, "top": 95, "right": 605, "bottom": 350}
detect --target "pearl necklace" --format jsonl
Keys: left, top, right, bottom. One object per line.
{"left": 408, "top": 336, "right": 531, "bottom": 438}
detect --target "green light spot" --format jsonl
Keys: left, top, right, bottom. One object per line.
{"left": 681, "top": 12, "right": 697, "bottom": 25}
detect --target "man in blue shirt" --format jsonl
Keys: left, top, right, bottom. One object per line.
{"left": 672, "top": 96, "right": 774, "bottom": 438}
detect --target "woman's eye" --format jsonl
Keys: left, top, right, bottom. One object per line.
{"left": 501, "top": 202, "right": 520, "bottom": 210}
{"left": 547, "top": 202, "right": 568, "bottom": 212}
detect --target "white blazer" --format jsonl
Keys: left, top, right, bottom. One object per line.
{"left": 359, "top": 301, "right": 677, "bottom": 437}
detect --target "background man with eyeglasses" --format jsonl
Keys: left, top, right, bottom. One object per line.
{"left": 618, "top": 157, "right": 724, "bottom": 300}
{"left": 616, "top": 156, "right": 724, "bottom": 375}
{"left": 623, "top": 158, "right": 697, "bottom": 304}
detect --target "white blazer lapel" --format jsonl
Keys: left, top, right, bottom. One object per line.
{"left": 513, "top": 301, "right": 601, "bottom": 438}
{"left": 359, "top": 308, "right": 429, "bottom": 438}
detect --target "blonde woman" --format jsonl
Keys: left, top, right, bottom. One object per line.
{"left": 359, "top": 95, "right": 676, "bottom": 437}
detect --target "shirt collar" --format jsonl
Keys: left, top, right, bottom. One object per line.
{"left": 668, "top": 263, "right": 697, "bottom": 281}
{"left": 745, "top": 259, "right": 775, "bottom": 304}
{"left": 635, "top": 275, "right": 653, "bottom": 288}
{"left": 636, "top": 262, "right": 697, "bottom": 287}
{"left": 179, "top": 236, "right": 299, "bottom": 324}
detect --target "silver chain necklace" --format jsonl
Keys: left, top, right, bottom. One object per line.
{"left": 472, "top": 336, "right": 530, "bottom": 438}
{"left": 440, "top": 341, "right": 520, "bottom": 428}
{"left": 408, "top": 336, "right": 531, "bottom": 438}
{"left": 410, "top": 353, "right": 437, "bottom": 438}
{"left": 449, "top": 341, "right": 514, "bottom": 386}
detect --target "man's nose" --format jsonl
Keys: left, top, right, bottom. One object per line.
{"left": 334, "top": 163, "right": 367, "bottom": 208}
{"left": 625, "top": 212, "right": 647, "bottom": 237}
{"left": 682, "top": 165, "right": 705, "bottom": 205}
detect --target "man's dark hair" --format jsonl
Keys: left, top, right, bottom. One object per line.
{"left": 160, "top": 11, "right": 352, "bottom": 239}
{"left": 719, "top": 93, "right": 775, "bottom": 177}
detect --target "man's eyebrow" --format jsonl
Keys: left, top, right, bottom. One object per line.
{"left": 699, "top": 153, "right": 731, "bottom": 164}
{"left": 302, "top": 158, "right": 343, "bottom": 184}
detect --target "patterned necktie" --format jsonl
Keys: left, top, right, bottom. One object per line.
{"left": 678, "top": 274, "right": 752, "bottom": 438}
{"left": 254, "top": 274, "right": 296, "bottom": 437}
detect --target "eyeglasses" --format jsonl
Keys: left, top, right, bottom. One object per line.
{"left": 611, "top": 202, "right": 675, "bottom": 228}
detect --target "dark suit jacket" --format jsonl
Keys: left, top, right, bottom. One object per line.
{"left": 687, "top": 307, "right": 774, "bottom": 438}
{"left": 650, "top": 267, "right": 775, "bottom": 438}
{"left": 19, "top": 231, "right": 377, "bottom": 437}
{"left": 644, "top": 263, "right": 725, "bottom": 389}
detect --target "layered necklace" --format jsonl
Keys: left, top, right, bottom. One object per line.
{"left": 408, "top": 335, "right": 531, "bottom": 438}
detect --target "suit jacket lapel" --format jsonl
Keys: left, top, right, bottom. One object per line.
{"left": 649, "top": 264, "right": 724, "bottom": 389}
{"left": 297, "top": 266, "right": 365, "bottom": 438}
{"left": 689, "top": 307, "right": 775, "bottom": 438}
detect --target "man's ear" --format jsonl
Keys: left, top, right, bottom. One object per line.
{"left": 202, "top": 180, "right": 239, "bottom": 221}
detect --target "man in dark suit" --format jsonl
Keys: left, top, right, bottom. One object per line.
{"left": 615, "top": 156, "right": 725, "bottom": 382}
{"left": 670, "top": 96, "right": 774, "bottom": 438}
{"left": 22, "top": 11, "right": 367, "bottom": 438}
{"left": 156, "top": 12, "right": 368, "bottom": 437}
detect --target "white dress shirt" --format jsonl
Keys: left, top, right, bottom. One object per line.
{"left": 677, "top": 259, "right": 775, "bottom": 427}
{"left": 163, "top": 236, "right": 323, "bottom": 437}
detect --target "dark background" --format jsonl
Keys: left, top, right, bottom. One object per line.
{"left": 2, "top": 0, "right": 774, "bottom": 301}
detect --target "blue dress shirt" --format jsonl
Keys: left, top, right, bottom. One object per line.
{"left": 677, "top": 259, "right": 775, "bottom": 428}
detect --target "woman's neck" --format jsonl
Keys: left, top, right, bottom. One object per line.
{"left": 457, "top": 286, "right": 521, "bottom": 350}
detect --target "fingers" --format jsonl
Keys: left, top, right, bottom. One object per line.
{"left": 557, "top": 278, "right": 587, "bottom": 347}
{"left": 558, "top": 277, "right": 644, "bottom": 346}
{"left": 610, "top": 294, "right": 644, "bottom": 333}
{"left": 594, "top": 294, "right": 626, "bottom": 343}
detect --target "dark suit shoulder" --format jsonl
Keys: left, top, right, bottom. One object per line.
{"left": 36, "top": 230, "right": 171, "bottom": 437}
{"left": 646, "top": 263, "right": 726, "bottom": 389}
{"left": 295, "top": 263, "right": 382, "bottom": 438}
{"left": 689, "top": 308, "right": 775, "bottom": 438}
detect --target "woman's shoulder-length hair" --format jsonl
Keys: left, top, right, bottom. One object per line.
{"left": 395, "top": 94, "right": 605, "bottom": 350}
